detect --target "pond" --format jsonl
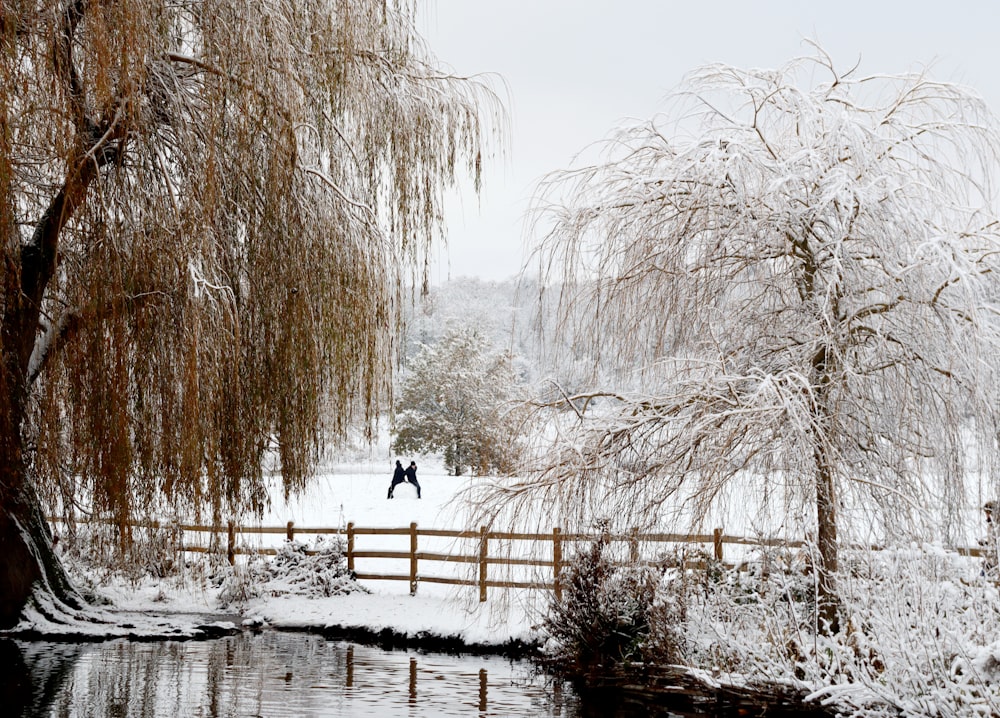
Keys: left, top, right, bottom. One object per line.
{"left": 5, "top": 631, "right": 575, "bottom": 717}
{"left": 3, "top": 632, "right": 826, "bottom": 717}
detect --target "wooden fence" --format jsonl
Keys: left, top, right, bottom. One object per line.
{"left": 48, "top": 517, "right": 990, "bottom": 602}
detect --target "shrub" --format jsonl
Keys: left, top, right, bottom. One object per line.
{"left": 217, "top": 536, "right": 367, "bottom": 608}
{"left": 541, "top": 535, "right": 676, "bottom": 680}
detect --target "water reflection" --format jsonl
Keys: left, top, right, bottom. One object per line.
{"left": 7, "top": 633, "right": 825, "bottom": 717}
{"left": 7, "top": 632, "right": 574, "bottom": 717}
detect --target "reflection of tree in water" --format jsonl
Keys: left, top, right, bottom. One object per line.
{"left": 23, "top": 634, "right": 354, "bottom": 716}
{"left": 53, "top": 641, "right": 189, "bottom": 716}
{"left": 3, "top": 639, "right": 84, "bottom": 717}
{"left": 6, "top": 634, "right": 560, "bottom": 717}
{"left": 69, "top": 638, "right": 268, "bottom": 716}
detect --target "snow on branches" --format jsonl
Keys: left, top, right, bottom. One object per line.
{"left": 518, "top": 49, "right": 1000, "bottom": 632}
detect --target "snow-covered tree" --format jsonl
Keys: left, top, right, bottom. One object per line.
{"left": 506, "top": 50, "right": 1000, "bottom": 631}
{"left": 393, "top": 328, "right": 524, "bottom": 475}
{"left": 0, "top": 0, "right": 499, "bottom": 626}
{"left": 403, "top": 276, "right": 593, "bottom": 390}
{"left": 403, "top": 278, "right": 518, "bottom": 357}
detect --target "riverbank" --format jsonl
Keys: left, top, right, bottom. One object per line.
{"left": 7, "top": 584, "right": 540, "bottom": 653}
{"left": 244, "top": 592, "right": 541, "bottom": 658}
{"left": 7, "top": 583, "right": 841, "bottom": 718}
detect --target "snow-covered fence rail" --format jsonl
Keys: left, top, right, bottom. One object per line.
{"left": 46, "top": 516, "right": 992, "bottom": 602}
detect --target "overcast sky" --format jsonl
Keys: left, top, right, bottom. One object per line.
{"left": 417, "top": 1, "right": 1000, "bottom": 283}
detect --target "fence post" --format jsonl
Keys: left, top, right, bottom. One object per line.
{"left": 409, "top": 522, "right": 418, "bottom": 595}
{"left": 479, "top": 526, "right": 488, "bottom": 602}
{"left": 173, "top": 520, "right": 183, "bottom": 565}
{"left": 552, "top": 527, "right": 562, "bottom": 602}
{"left": 347, "top": 522, "right": 355, "bottom": 573}
{"left": 227, "top": 521, "right": 235, "bottom": 565}
{"left": 629, "top": 527, "right": 639, "bottom": 564}
{"left": 286, "top": 521, "right": 294, "bottom": 542}
{"left": 713, "top": 527, "right": 723, "bottom": 562}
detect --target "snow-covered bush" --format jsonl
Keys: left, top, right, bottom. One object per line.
{"left": 217, "top": 537, "right": 366, "bottom": 608}
{"left": 261, "top": 537, "right": 363, "bottom": 597}
{"left": 541, "top": 535, "right": 674, "bottom": 680}
{"left": 536, "top": 541, "right": 1000, "bottom": 715}
{"left": 670, "top": 547, "right": 1000, "bottom": 716}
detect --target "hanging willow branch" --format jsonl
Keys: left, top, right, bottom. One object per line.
{"left": 475, "top": 50, "right": 1000, "bottom": 633}
{"left": 0, "top": 0, "right": 503, "bottom": 530}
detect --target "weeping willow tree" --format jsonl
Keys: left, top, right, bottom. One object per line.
{"left": 0, "top": 0, "right": 499, "bottom": 626}
{"left": 493, "top": 50, "right": 1000, "bottom": 632}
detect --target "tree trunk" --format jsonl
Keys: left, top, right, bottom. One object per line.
{"left": 0, "top": 258, "right": 83, "bottom": 628}
{"left": 810, "top": 344, "right": 841, "bottom": 634}
{"left": 814, "top": 444, "right": 840, "bottom": 634}
{"left": 0, "top": 420, "right": 83, "bottom": 629}
{"left": 0, "top": 487, "right": 83, "bottom": 629}
{"left": 0, "top": 44, "right": 110, "bottom": 623}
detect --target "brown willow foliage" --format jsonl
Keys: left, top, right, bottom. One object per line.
{"left": 0, "top": 0, "right": 499, "bottom": 529}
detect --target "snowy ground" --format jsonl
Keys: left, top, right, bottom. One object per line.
{"left": 253, "top": 454, "right": 545, "bottom": 646}
{"left": 26, "top": 454, "right": 544, "bottom": 650}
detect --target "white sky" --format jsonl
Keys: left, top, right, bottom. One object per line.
{"left": 418, "top": 1, "right": 1000, "bottom": 283}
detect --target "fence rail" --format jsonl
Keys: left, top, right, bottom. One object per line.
{"left": 48, "top": 516, "right": 989, "bottom": 602}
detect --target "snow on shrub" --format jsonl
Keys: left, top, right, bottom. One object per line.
{"left": 541, "top": 534, "right": 683, "bottom": 680}
{"left": 675, "top": 546, "right": 1000, "bottom": 717}
{"left": 535, "top": 540, "right": 1000, "bottom": 716}
{"left": 217, "top": 536, "right": 366, "bottom": 607}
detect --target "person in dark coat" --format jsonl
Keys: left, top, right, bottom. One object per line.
{"left": 405, "top": 461, "right": 421, "bottom": 499}
{"left": 387, "top": 460, "right": 406, "bottom": 499}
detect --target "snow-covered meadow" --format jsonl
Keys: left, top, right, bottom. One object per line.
{"left": 34, "top": 449, "right": 544, "bottom": 650}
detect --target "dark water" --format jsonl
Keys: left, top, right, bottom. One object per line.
{"left": 2, "top": 632, "right": 825, "bottom": 717}
{"left": 3, "top": 632, "right": 580, "bottom": 717}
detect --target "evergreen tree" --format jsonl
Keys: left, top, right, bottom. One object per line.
{"left": 393, "top": 328, "right": 524, "bottom": 475}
